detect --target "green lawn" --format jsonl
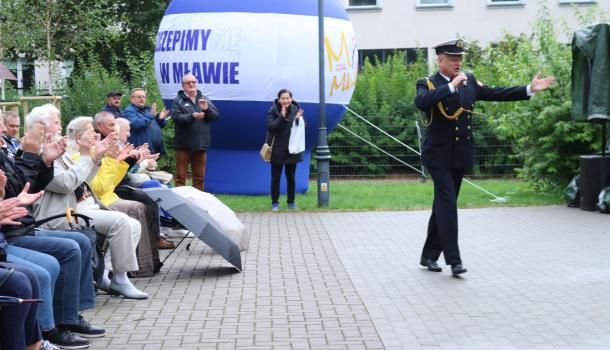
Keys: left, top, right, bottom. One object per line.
{"left": 215, "top": 179, "right": 564, "bottom": 212}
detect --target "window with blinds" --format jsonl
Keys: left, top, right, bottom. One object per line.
{"left": 348, "top": 0, "right": 378, "bottom": 6}
{"left": 416, "top": 0, "right": 453, "bottom": 8}
{"left": 487, "top": 0, "right": 525, "bottom": 6}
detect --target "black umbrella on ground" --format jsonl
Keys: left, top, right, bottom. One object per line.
{"left": 142, "top": 187, "right": 242, "bottom": 272}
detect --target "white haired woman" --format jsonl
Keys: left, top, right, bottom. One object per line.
{"left": 32, "top": 116, "right": 148, "bottom": 300}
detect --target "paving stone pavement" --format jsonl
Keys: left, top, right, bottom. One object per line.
{"left": 322, "top": 206, "right": 610, "bottom": 350}
{"left": 84, "top": 212, "right": 384, "bottom": 350}
{"left": 82, "top": 206, "right": 610, "bottom": 349}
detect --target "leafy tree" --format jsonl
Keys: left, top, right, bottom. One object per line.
{"left": 329, "top": 51, "right": 427, "bottom": 176}
{"left": 81, "top": 0, "right": 171, "bottom": 81}
{"left": 62, "top": 58, "right": 126, "bottom": 125}
{"left": 0, "top": 0, "right": 112, "bottom": 94}
{"left": 466, "top": 0, "right": 605, "bottom": 189}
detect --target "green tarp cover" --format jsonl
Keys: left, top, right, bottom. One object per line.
{"left": 572, "top": 23, "right": 610, "bottom": 122}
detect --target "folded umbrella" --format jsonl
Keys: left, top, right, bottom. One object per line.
{"left": 0, "top": 296, "right": 43, "bottom": 305}
{"left": 142, "top": 187, "right": 242, "bottom": 271}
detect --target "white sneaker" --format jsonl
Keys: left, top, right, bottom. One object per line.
{"left": 40, "top": 340, "right": 61, "bottom": 350}
{"left": 163, "top": 228, "right": 193, "bottom": 238}
{"left": 159, "top": 226, "right": 172, "bottom": 238}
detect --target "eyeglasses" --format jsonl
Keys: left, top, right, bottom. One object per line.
{"left": 183, "top": 81, "right": 197, "bottom": 85}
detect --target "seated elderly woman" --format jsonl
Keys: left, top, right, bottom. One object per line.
{"left": 32, "top": 115, "right": 147, "bottom": 300}
{"left": 72, "top": 118, "right": 161, "bottom": 278}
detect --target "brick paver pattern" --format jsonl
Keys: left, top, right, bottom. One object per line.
{"left": 82, "top": 205, "right": 610, "bottom": 349}
{"left": 85, "top": 212, "right": 384, "bottom": 350}
{"left": 322, "top": 206, "right": 610, "bottom": 350}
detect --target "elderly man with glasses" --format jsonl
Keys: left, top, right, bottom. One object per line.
{"left": 169, "top": 73, "right": 219, "bottom": 191}
{"left": 121, "top": 88, "right": 169, "bottom": 155}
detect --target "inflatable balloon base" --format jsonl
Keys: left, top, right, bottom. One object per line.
{"left": 205, "top": 150, "right": 311, "bottom": 195}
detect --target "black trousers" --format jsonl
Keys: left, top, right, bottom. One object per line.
{"left": 421, "top": 168, "right": 465, "bottom": 265}
{"left": 115, "top": 185, "right": 161, "bottom": 240}
{"left": 271, "top": 163, "right": 297, "bottom": 204}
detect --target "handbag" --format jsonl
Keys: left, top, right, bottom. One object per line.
{"left": 260, "top": 133, "right": 275, "bottom": 162}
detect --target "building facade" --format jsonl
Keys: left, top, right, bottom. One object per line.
{"left": 344, "top": 0, "right": 608, "bottom": 67}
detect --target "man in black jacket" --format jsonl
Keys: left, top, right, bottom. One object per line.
{"left": 415, "top": 39, "right": 555, "bottom": 275}
{"left": 100, "top": 91, "right": 124, "bottom": 119}
{"left": 170, "top": 73, "right": 220, "bottom": 191}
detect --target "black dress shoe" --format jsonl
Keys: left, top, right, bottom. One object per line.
{"left": 420, "top": 258, "right": 442, "bottom": 272}
{"left": 62, "top": 315, "right": 106, "bottom": 338}
{"left": 43, "top": 328, "right": 90, "bottom": 349}
{"left": 451, "top": 264, "right": 467, "bottom": 275}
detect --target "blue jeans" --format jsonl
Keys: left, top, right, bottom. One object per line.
{"left": 6, "top": 245, "right": 60, "bottom": 332}
{"left": 0, "top": 263, "right": 42, "bottom": 349}
{"left": 10, "top": 230, "right": 95, "bottom": 326}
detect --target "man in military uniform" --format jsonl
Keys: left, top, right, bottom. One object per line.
{"left": 415, "top": 39, "right": 555, "bottom": 275}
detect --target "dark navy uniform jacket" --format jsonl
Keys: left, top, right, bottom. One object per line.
{"left": 415, "top": 72, "right": 529, "bottom": 169}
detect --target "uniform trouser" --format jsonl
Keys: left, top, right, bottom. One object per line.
{"left": 77, "top": 207, "right": 140, "bottom": 273}
{"left": 0, "top": 263, "right": 41, "bottom": 350}
{"left": 175, "top": 149, "right": 206, "bottom": 191}
{"left": 271, "top": 163, "right": 297, "bottom": 205}
{"left": 421, "top": 168, "right": 465, "bottom": 266}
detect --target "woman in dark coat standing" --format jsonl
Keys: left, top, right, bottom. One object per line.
{"left": 266, "top": 89, "right": 304, "bottom": 211}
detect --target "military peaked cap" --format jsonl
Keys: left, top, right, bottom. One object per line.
{"left": 434, "top": 39, "right": 467, "bottom": 55}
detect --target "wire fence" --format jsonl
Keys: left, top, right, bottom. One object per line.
{"left": 310, "top": 115, "right": 521, "bottom": 179}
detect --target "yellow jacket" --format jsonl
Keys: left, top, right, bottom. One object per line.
{"left": 71, "top": 153, "right": 128, "bottom": 206}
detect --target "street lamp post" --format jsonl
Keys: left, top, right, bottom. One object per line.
{"left": 316, "top": 0, "right": 331, "bottom": 207}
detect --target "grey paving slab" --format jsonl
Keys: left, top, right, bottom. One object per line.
{"left": 81, "top": 205, "right": 610, "bottom": 350}
{"left": 84, "top": 212, "right": 384, "bottom": 350}
{"left": 321, "top": 206, "right": 610, "bottom": 350}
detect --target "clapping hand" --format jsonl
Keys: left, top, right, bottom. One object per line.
{"left": 42, "top": 136, "right": 68, "bottom": 166}
{"left": 0, "top": 170, "right": 31, "bottom": 225}
{"left": 159, "top": 108, "right": 169, "bottom": 120}
{"left": 117, "top": 143, "right": 135, "bottom": 162}
{"left": 20, "top": 123, "right": 45, "bottom": 154}
{"left": 105, "top": 143, "right": 120, "bottom": 159}
{"left": 198, "top": 98, "right": 208, "bottom": 111}
{"left": 295, "top": 109, "right": 304, "bottom": 119}
{"left": 145, "top": 159, "right": 158, "bottom": 171}
{"left": 0, "top": 169, "right": 6, "bottom": 200}
{"left": 530, "top": 73, "right": 556, "bottom": 93}
{"left": 16, "top": 182, "right": 44, "bottom": 207}
{"left": 93, "top": 133, "right": 114, "bottom": 160}
{"left": 135, "top": 144, "right": 150, "bottom": 164}
{"left": 0, "top": 197, "right": 28, "bottom": 226}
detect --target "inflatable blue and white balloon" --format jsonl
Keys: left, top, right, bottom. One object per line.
{"left": 155, "top": 0, "right": 357, "bottom": 194}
